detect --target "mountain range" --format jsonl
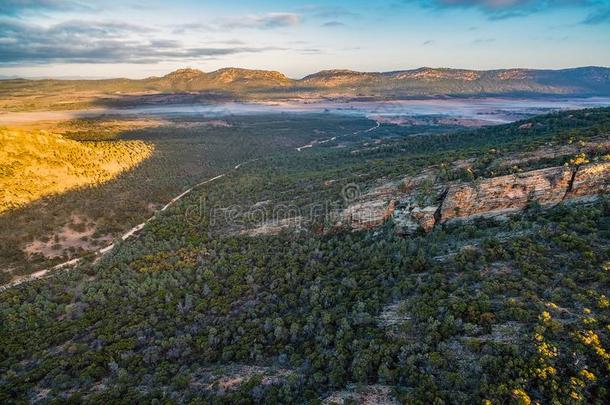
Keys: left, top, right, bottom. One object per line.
{"left": 144, "top": 66, "right": 610, "bottom": 97}
{"left": 2, "top": 67, "right": 610, "bottom": 112}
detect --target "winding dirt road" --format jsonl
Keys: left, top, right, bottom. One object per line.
{"left": 0, "top": 173, "right": 231, "bottom": 291}
{"left": 1, "top": 122, "right": 380, "bottom": 291}
{"left": 296, "top": 121, "right": 380, "bottom": 151}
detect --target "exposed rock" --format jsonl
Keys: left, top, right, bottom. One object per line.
{"left": 440, "top": 166, "right": 574, "bottom": 222}
{"left": 439, "top": 161, "right": 609, "bottom": 224}
{"left": 566, "top": 161, "right": 610, "bottom": 199}
{"left": 323, "top": 385, "right": 400, "bottom": 405}
{"left": 411, "top": 206, "right": 439, "bottom": 232}
{"left": 394, "top": 205, "right": 438, "bottom": 233}
{"left": 341, "top": 182, "right": 400, "bottom": 230}
{"left": 344, "top": 199, "right": 396, "bottom": 230}
{"left": 338, "top": 161, "right": 609, "bottom": 234}
{"left": 341, "top": 170, "right": 442, "bottom": 231}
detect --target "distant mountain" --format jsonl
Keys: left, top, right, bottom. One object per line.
{"left": 300, "top": 69, "right": 382, "bottom": 87}
{"left": 2, "top": 66, "right": 610, "bottom": 112}
{"left": 144, "top": 66, "right": 610, "bottom": 97}
{"left": 298, "top": 67, "right": 610, "bottom": 97}
{"left": 144, "top": 67, "right": 293, "bottom": 92}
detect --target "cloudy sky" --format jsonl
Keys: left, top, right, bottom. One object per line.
{"left": 1, "top": 0, "right": 609, "bottom": 78}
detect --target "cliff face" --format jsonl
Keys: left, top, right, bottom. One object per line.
{"left": 567, "top": 161, "right": 610, "bottom": 199}
{"left": 341, "top": 184, "right": 399, "bottom": 230}
{"left": 439, "top": 161, "right": 610, "bottom": 224}
{"left": 341, "top": 161, "right": 609, "bottom": 233}
{"left": 439, "top": 166, "right": 575, "bottom": 222}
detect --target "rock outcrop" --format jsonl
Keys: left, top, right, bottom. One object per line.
{"left": 394, "top": 205, "right": 438, "bottom": 233}
{"left": 341, "top": 161, "right": 609, "bottom": 234}
{"left": 566, "top": 161, "right": 610, "bottom": 199}
{"left": 342, "top": 170, "right": 440, "bottom": 231}
{"left": 341, "top": 183, "right": 399, "bottom": 230}
{"left": 439, "top": 166, "right": 575, "bottom": 222}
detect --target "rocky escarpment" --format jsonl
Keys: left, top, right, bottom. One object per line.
{"left": 568, "top": 162, "right": 610, "bottom": 199}
{"left": 341, "top": 183, "right": 399, "bottom": 229}
{"left": 439, "top": 161, "right": 609, "bottom": 224}
{"left": 439, "top": 166, "right": 575, "bottom": 222}
{"left": 342, "top": 161, "right": 610, "bottom": 233}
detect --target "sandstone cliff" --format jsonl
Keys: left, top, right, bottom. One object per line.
{"left": 341, "top": 161, "right": 609, "bottom": 233}
{"left": 566, "top": 161, "right": 610, "bottom": 199}
{"left": 341, "top": 183, "right": 400, "bottom": 230}
{"left": 439, "top": 166, "right": 574, "bottom": 222}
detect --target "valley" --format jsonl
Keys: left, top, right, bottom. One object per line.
{"left": 3, "top": 96, "right": 610, "bottom": 127}
{"left": 0, "top": 114, "right": 376, "bottom": 284}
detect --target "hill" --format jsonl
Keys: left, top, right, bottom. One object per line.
{"left": 0, "top": 128, "right": 153, "bottom": 213}
{"left": 301, "top": 66, "right": 610, "bottom": 97}
{"left": 145, "top": 67, "right": 293, "bottom": 92}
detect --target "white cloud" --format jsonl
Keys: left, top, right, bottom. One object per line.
{"left": 219, "top": 13, "right": 301, "bottom": 30}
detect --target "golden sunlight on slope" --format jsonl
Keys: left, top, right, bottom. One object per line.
{"left": 0, "top": 128, "right": 153, "bottom": 213}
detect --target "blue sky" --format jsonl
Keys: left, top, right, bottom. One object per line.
{"left": 0, "top": 0, "right": 609, "bottom": 78}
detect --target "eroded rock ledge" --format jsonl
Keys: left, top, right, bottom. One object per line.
{"left": 342, "top": 161, "right": 610, "bottom": 233}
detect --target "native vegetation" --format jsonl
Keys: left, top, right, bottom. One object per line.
{"left": 0, "top": 115, "right": 380, "bottom": 282}
{"left": 0, "top": 128, "right": 153, "bottom": 214}
{"left": 0, "top": 108, "right": 609, "bottom": 403}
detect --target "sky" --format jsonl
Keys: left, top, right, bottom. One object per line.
{"left": 0, "top": 0, "right": 609, "bottom": 79}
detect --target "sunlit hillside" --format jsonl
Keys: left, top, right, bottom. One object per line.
{"left": 0, "top": 128, "right": 153, "bottom": 213}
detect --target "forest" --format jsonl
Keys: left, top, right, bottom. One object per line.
{"left": 0, "top": 108, "right": 609, "bottom": 404}
{"left": 0, "top": 114, "right": 384, "bottom": 283}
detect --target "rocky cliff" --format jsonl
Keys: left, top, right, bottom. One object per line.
{"left": 439, "top": 166, "right": 575, "bottom": 222}
{"left": 568, "top": 161, "right": 610, "bottom": 199}
{"left": 341, "top": 161, "right": 610, "bottom": 233}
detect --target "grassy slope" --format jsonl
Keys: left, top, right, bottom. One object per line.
{"left": 0, "top": 128, "right": 153, "bottom": 213}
